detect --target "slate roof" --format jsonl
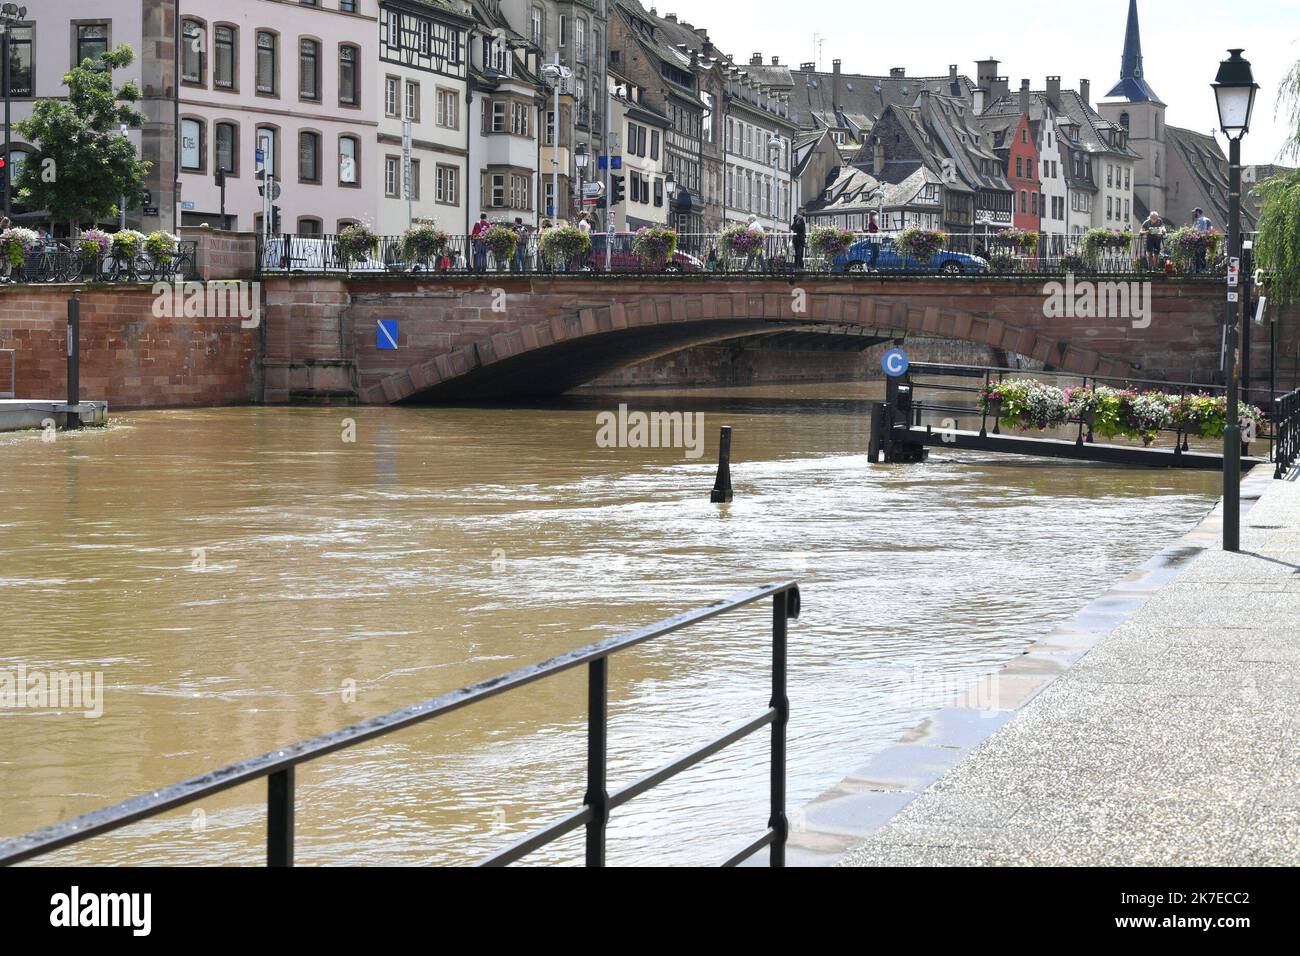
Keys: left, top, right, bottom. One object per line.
{"left": 1165, "top": 125, "right": 1257, "bottom": 230}
{"left": 788, "top": 68, "right": 977, "bottom": 134}
{"left": 984, "top": 89, "right": 1140, "bottom": 160}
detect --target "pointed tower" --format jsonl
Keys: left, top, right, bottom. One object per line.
{"left": 1097, "top": 0, "right": 1166, "bottom": 225}
{"left": 1106, "top": 0, "right": 1163, "bottom": 103}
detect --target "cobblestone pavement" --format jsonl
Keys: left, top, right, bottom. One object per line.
{"left": 840, "top": 469, "right": 1300, "bottom": 867}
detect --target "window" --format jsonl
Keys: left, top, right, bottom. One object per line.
{"left": 256, "top": 127, "right": 278, "bottom": 177}
{"left": 182, "top": 20, "right": 206, "bottom": 84}
{"left": 511, "top": 173, "right": 529, "bottom": 209}
{"left": 654, "top": 177, "right": 664, "bottom": 207}
{"left": 1124, "top": 168, "right": 1130, "bottom": 190}
{"left": 1015, "top": 157, "right": 1022, "bottom": 178}
{"left": 491, "top": 100, "right": 506, "bottom": 133}
{"left": 6, "top": 25, "right": 33, "bottom": 97}
{"left": 299, "top": 39, "right": 320, "bottom": 101}
{"left": 1031, "top": 192, "right": 1038, "bottom": 216}
{"left": 215, "top": 26, "right": 236, "bottom": 90}
{"left": 576, "top": 19, "right": 586, "bottom": 63}
{"left": 512, "top": 102, "right": 529, "bottom": 137}
{"left": 1107, "top": 164, "right": 1113, "bottom": 188}
{"left": 339, "top": 135, "right": 359, "bottom": 185}
{"left": 75, "top": 24, "right": 108, "bottom": 66}
{"left": 215, "top": 121, "right": 237, "bottom": 174}
{"left": 437, "top": 89, "right": 459, "bottom": 129}
{"left": 299, "top": 130, "right": 321, "bottom": 183}
{"left": 339, "top": 45, "right": 358, "bottom": 106}
{"left": 297, "top": 218, "right": 322, "bottom": 236}
{"left": 436, "top": 164, "right": 459, "bottom": 205}
{"left": 181, "top": 118, "right": 204, "bottom": 171}
{"left": 385, "top": 77, "right": 400, "bottom": 117}
{"left": 544, "top": 110, "right": 556, "bottom": 146}
{"left": 385, "top": 157, "right": 400, "bottom": 197}
{"left": 489, "top": 173, "right": 506, "bottom": 207}
{"left": 341, "top": 0, "right": 356, "bottom": 11}
{"left": 531, "top": 7, "right": 543, "bottom": 46}
{"left": 407, "top": 159, "right": 420, "bottom": 201}
{"left": 1020, "top": 190, "right": 1027, "bottom": 214}
{"left": 419, "top": 21, "right": 431, "bottom": 56}
{"left": 256, "top": 32, "right": 278, "bottom": 95}
{"left": 405, "top": 80, "right": 419, "bottom": 121}
{"left": 650, "top": 130, "right": 660, "bottom": 161}
{"left": 387, "top": 11, "right": 401, "bottom": 49}
{"left": 559, "top": 15, "right": 567, "bottom": 47}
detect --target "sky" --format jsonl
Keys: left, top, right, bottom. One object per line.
{"left": 679, "top": 0, "right": 1299, "bottom": 166}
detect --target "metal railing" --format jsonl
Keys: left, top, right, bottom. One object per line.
{"left": 254, "top": 229, "right": 1251, "bottom": 279}
{"left": 0, "top": 582, "right": 801, "bottom": 868}
{"left": 1274, "top": 388, "right": 1300, "bottom": 478}
{"left": 0, "top": 240, "right": 200, "bottom": 284}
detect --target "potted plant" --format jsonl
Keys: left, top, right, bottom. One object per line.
{"left": 895, "top": 227, "right": 947, "bottom": 264}
{"left": 631, "top": 225, "right": 678, "bottom": 270}
{"left": 718, "top": 224, "right": 764, "bottom": 268}
{"left": 144, "top": 230, "right": 180, "bottom": 275}
{"left": 1059, "top": 251, "right": 1088, "bottom": 273}
{"left": 988, "top": 253, "right": 1020, "bottom": 275}
{"left": 1165, "top": 227, "right": 1223, "bottom": 273}
{"left": 0, "top": 226, "right": 40, "bottom": 278}
{"left": 538, "top": 224, "right": 590, "bottom": 271}
{"left": 808, "top": 226, "right": 855, "bottom": 265}
{"left": 76, "top": 230, "right": 112, "bottom": 278}
{"left": 483, "top": 224, "right": 520, "bottom": 272}
{"left": 335, "top": 223, "right": 379, "bottom": 272}
{"left": 401, "top": 225, "right": 451, "bottom": 270}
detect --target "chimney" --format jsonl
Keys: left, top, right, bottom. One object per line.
{"left": 949, "top": 64, "right": 958, "bottom": 80}
{"left": 890, "top": 67, "right": 905, "bottom": 78}
{"left": 750, "top": 52, "right": 762, "bottom": 66}
{"left": 665, "top": 13, "right": 677, "bottom": 22}
{"left": 1045, "top": 76, "right": 1061, "bottom": 109}
{"left": 832, "top": 58, "right": 842, "bottom": 112}
{"left": 771, "top": 56, "right": 780, "bottom": 66}
{"left": 976, "top": 58, "right": 1000, "bottom": 92}
{"left": 799, "top": 62, "right": 815, "bottom": 72}
{"left": 992, "top": 76, "right": 1009, "bottom": 100}
{"left": 1079, "top": 79, "right": 1090, "bottom": 107}
{"left": 1019, "top": 78, "right": 1030, "bottom": 116}
{"left": 873, "top": 140, "right": 885, "bottom": 177}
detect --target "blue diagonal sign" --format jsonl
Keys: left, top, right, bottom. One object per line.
{"left": 377, "top": 319, "right": 399, "bottom": 351}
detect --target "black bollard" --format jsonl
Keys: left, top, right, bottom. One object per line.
{"left": 710, "top": 425, "right": 734, "bottom": 503}
{"left": 66, "top": 295, "right": 81, "bottom": 430}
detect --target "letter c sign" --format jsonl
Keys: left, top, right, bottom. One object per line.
{"left": 882, "top": 348, "right": 910, "bottom": 377}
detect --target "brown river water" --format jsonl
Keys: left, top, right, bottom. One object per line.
{"left": 0, "top": 382, "right": 1222, "bottom": 865}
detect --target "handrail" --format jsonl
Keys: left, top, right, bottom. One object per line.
{"left": 0, "top": 582, "right": 801, "bottom": 868}
{"left": 1275, "top": 388, "right": 1300, "bottom": 478}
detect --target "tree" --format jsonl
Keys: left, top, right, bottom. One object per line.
{"left": 13, "top": 44, "right": 150, "bottom": 233}
{"left": 1255, "top": 59, "right": 1300, "bottom": 303}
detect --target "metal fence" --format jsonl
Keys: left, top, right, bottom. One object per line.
{"left": 1, "top": 240, "right": 200, "bottom": 284}
{"left": 0, "top": 582, "right": 801, "bottom": 868}
{"left": 255, "top": 229, "right": 1248, "bottom": 278}
{"left": 1275, "top": 388, "right": 1300, "bottom": 479}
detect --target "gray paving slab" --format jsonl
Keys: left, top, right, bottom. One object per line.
{"left": 837, "top": 467, "right": 1300, "bottom": 867}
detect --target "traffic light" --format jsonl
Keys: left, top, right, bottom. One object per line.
{"left": 611, "top": 175, "right": 625, "bottom": 206}
{"left": 271, "top": 205, "right": 282, "bottom": 235}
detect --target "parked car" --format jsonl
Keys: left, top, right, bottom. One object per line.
{"left": 583, "top": 233, "right": 704, "bottom": 273}
{"left": 832, "top": 238, "right": 989, "bottom": 275}
{"left": 262, "top": 236, "right": 386, "bottom": 273}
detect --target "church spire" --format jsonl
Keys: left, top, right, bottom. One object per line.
{"left": 1106, "top": 0, "right": 1163, "bottom": 103}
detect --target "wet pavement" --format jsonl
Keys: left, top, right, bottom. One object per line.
{"left": 817, "top": 466, "right": 1300, "bottom": 866}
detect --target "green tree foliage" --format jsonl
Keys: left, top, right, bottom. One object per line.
{"left": 1255, "top": 59, "right": 1300, "bottom": 303}
{"left": 13, "top": 44, "right": 150, "bottom": 230}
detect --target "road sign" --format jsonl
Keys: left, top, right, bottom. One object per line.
{"left": 882, "top": 348, "right": 909, "bottom": 377}
{"left": 377, "top": 320, "right": 399, "bottom": 351}
{"left": 1227, "top": 257, "right": 1240, "bottom": 287}
{"left": 256, "top": 148, "right": 265, "bottom": 167}
{"left": 612, "top": 156, "right": 622, "bottom": 170}
{"left": 583, "top": 181, "right": 605, "bottom": 197}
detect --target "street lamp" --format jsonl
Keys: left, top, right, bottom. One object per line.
{"left": 1212, "top": 48, "right": 1258, "bottom": 553}
{"left": 0, "top": 4, "right": 27, "bottom": 223}
{"left": 574, "top": 143, "right": 588, "bottom": 223}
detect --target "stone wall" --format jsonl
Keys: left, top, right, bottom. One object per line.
{"left": 0, "top": 286, "right": 257, "bottom": 409}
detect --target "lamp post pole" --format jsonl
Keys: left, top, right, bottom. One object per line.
{"left": 2, "top": 26, "right": 10, "bottom": 222}
{"left": 1212, "top": 48, "right": 1258, "bottom": 554}
{"left": 1223, "top": 132, "right": 1242, "bottom": 552}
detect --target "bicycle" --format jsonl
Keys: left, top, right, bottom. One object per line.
{"left": 23, "top": 242, "right": 72, "bottom": 283}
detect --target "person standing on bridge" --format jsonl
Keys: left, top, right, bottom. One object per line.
{"left": 471, "top": 214, "right": 490, "bottom": 273}
{"left": 1190, "top": 208, "right": 1213, "bottom": 274}
{"left": 1140, "top": 212, "right": 1166, "bottom": 271}
{"left": 867, "top": 212, "right": 882, "bottom": 271}
{"left": 791, "top": 207, "right": 807, "bottom": 271}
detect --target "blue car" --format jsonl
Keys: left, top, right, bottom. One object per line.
{"left": 832, "top": 238, "right": 989, "bottom": 275}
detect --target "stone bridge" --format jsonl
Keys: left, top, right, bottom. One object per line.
{"left": 259, "top": 275, "right": 1286, "bottom": 403}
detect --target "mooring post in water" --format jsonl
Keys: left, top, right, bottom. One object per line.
{"left": 65, "top": 295, "right": 81, "bottom": 430}
{"left": 868, "top": 403, "right": 885, "bottom": 463}
{"left": 710, "top": 425, "right": 734, "bottom": 503}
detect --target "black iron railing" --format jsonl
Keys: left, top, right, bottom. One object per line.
{"left": 4, "top": 240, "right": 200, "bottom": 284}
{"left": 0, "top": 582, "right": 801, "bottom": 868}
{"left": 1274, "top": 388, "right": 1300, "bottom": 478}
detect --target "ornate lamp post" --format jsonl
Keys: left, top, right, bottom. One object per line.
{"left": 1212, "top": 48, "right": 1258, "bottom": 553}
{"left": 574, "top": 142, "right": 589, "bottom": 223}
